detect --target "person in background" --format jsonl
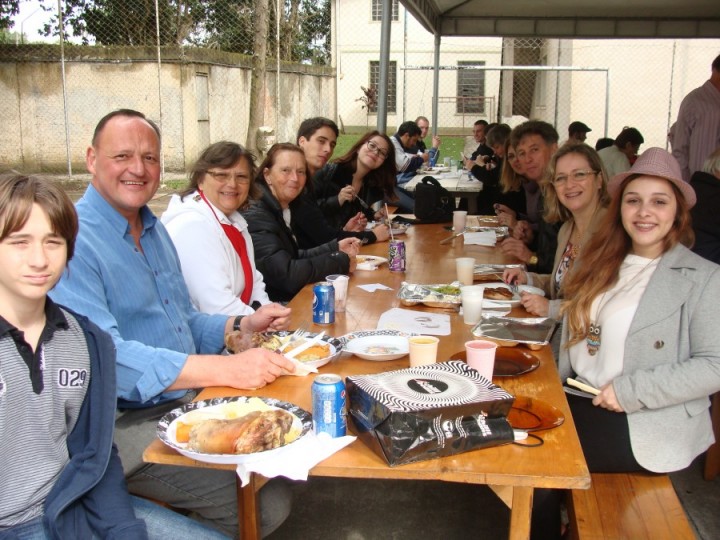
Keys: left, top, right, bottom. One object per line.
{"left": 297, "top": 117, "right": 338, "bottom": 178}
{"left": 313, "top": 131, "right": 394, "bottom": 242}
{"left": 464, "top": 119, "right": 492, "bottom": 159}
{"left": 560, "top": 146, "right": 719, "bottom": 479}
{"left": 162, "top": 141, "right": 273, "bottom": 315}
{"left": 292, "top": 119, "right": 383, "bottom": 249}
{"left": 504, "top": 144, "right": 610, "bottom": 319}
{"left": 411, "top": 115, "right": 441, "bottom": 165}
{"left": 595, "top": 137, "right": 614, "bottom": 151}
{"left": 0, "top": 173, "right": 229, "bottom": 540}
{"left": 494, "top": 139, "right": 528, "bottom": 216}
{"left": 467, "top": 123, "right": 512, "bottom": 215}
{"left": 496, "top": 120, "right": 560, "bottom": 273}
{"left": 690, "top": 147, "right": 720, "bottom": 265}
{"left": 598, "top": 127, "right": 644, "bottom": 178}
{"left": 242, "top": 143, "right": 360, "bottom": 302}
{"left": 672, "top": 54, "right": 720, "bottom": 181}
{"left": 50, "top": 109, "right": 294, "bottom": 538}
{"left": 390, "top": 120, "right": 426, "bottom": 212}
{"left": 567, "top": 121, "right": 592, "bottom": 143}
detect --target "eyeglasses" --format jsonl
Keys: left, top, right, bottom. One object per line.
{"left": 552, "top": 170, "right": 598, "bottom": 185}
{"left": 366, "top": 140, "right": 389, "bottom": 159}
{"left": 206, "top": 170, "right": 251, "bottom": 185}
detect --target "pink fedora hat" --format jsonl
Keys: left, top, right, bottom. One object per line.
{"left": 608, "top": 147, "right": 696, "bottom": 208}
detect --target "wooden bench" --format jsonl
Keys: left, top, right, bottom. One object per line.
{"left": 567, "top": 472, "right": 695, "bottom": 540}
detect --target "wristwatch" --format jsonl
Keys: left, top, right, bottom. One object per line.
{"left": 528, "top": 254, "right": 538, "bottom": 267}
{"left": 233, "top": 315, "right": 245, "bottom": 332}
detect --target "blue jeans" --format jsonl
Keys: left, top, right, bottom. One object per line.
{"left": 0, "top": 499, "right": 228, "bottom": 540}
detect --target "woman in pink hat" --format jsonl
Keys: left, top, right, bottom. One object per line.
{"left": 559, "top": 147, "right": 720, "bottom": 474}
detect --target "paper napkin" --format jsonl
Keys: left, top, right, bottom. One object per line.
{"left": 357, "top": 283, "right": 394, "bottom": 292}
{"left": 463, "top": 231, "right": 497, "bottom": 246}
{"left": 376, "top": 307, "right": 451, "bottom": 336}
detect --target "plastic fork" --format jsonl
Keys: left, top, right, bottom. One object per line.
{"left": 280, "top": 322, "right": 309, "bottom": 352}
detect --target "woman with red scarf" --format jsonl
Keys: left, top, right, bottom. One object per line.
{"left": 162, "top": 141, "right": 273, "bottom": 315}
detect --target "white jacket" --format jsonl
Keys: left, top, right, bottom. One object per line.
{"left": 161, "top": 191, "right": 270, "bottom": 315}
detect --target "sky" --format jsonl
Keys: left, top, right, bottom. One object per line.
{"left": 14, "top": 0, "right": 62, "bottom": 44}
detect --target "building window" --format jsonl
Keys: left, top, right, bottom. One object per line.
{"left": 457, "top": 61, "right": 486, "bottom": 114}
{"left": 372, "top": 0, "right": 398, "bottom": 22}
{"left": 369, "top": 60, "right": 397, "bottom": 113}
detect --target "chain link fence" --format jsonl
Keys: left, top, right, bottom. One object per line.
{"left": 0, "top": 0, "right": 333, "bottom": 174}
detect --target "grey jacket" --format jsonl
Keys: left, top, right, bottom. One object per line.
{"left": 559, "top": 243, "right": 720, "bottom": 472}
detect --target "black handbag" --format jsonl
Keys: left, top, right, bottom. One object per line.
{"left": 413, "top": 176, "right": 456, "bottom": 223}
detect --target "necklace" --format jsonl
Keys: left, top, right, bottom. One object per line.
{"left": 586, "top": 255, "right": 659, "bottom": 356}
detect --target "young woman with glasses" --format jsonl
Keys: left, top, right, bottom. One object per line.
{"left": 312, "top": 131, "right": 397, "bottom": 242}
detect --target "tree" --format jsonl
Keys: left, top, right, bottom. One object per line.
{"left": 0, "top": 1, "right": 20, "bottom": 31}
{"left": 246, "top": 0, "right": 270, "bottom": 154}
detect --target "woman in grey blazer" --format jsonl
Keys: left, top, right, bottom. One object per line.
{"left": 560, "top": 147, "right": 720, "bottom": 474}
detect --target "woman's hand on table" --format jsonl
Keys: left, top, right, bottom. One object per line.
{"left": 494, "top": 204, "right": 518, "bottom": 229}
{"left": 339, "top": 237, "right": 361, "bottom": 258}
{"left": 226, "top": 349, "right": 296, "bottom": 389}
{"left": 498, "top": 237, "right": 533, "bottom": 264}
{"left": 593, "top": 383, "right": 625, "bottom": 413}
{"left": 343, "top": 212, "right": 367, "bottom": 232}
{"left": 513, "top": 220, "right": 534, "bottom": 244}
{"left": 338, "top": 185, "right": 355, "bottom": 206}
{"left": 247, "top": 303, "right": 292, "bottom": 332}
{"left": 372, "top": 223, "right": 390, "bottom": 242}
{"left": 503, "top": 267, "right": 528, "bottom": 286}
{"left": 519, "top": 293, "right": 549, "bottom": 317}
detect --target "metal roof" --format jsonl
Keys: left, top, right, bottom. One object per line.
{"left": 400, "top": 0, "right": 720, "bottom": 39}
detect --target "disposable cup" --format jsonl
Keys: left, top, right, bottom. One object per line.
{"left": 460, "top": 285, "right": 485, "bottom": 325}
{"left": 408, "top": 336, "right": 439, "bottom": 367}
{"left": 455, "top": 257, "right": 476, "bottom": 286}
{"left": 325, "top": 274, "right": 349, "bottom": 312}
{"left": 443, "top": 156, "right": 451, "bottom": 168}
{"left": 464, "top": 340, "right": 498, "bottom": 381}
{"left": 453, "top": 210, "right": 468, "bottom": 232}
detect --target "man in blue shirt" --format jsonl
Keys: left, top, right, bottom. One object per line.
{"left": 51, "top": 109, "right": 296, "bottom": 538}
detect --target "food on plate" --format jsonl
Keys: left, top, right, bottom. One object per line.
{"left": 357, "top": 256, "right": 371, "bottom": 264}
{"left": 187, "top": 410, "right": 295, "bottom": 454}
{"left": 430, "top": 285, "right": 461, "bottom": 296}
{"left": 224, "top": 331, "right": 285, "bottom": 354}
{"left": 484, "top": 287, "right": 514, "bottom": 301}
{"left": 285, "top": 339, "right": 331, "bottom": 362}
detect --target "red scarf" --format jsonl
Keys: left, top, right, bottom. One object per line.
{"left": 198, "top": 189, "right": 254, "bottom": 305}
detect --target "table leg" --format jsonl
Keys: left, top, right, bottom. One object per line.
{"left": 705, "top": 392, "right": 720, "bottom": 481}
{"left": 466, "top": 194, "right": 479, "bottom": 215}
{"left": 508, "top": 486, "right": 533, "bottom": 540}
{"left": 236, "top": 473, "right": 261, "bottom": 540}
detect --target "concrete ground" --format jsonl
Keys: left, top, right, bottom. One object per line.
{"left": 60, "top": 181, "right": 719, "bottom": 539}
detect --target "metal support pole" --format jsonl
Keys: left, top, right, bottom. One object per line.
{"left": 432, "top": 33, "right": 440, "bottom": 136}
{"left": 376, "top": 0, "right": 393, "bottom": 133}
{"left": 57, "top": 0, "right": 72, "bottom": 176}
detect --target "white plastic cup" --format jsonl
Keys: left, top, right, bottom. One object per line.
{"left": 408, "top": 336, "right": 440, "bottom": 367}
{"left": 325, "top": 274, "right": 349, "bottom": 312}
{"left": 460, "top": 285, "right": 485, "bottom": 325}
{"left": 453, "top": 210, "right": 468, "bottom": 232}
{"left": 465, "top": 340, "right": 498, "bottom": 381}
{"left": 455, "top": 257, "right": 476, "bottom": 286}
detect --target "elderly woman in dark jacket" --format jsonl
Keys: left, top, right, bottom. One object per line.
{"left": 241, "top": 143, "right": 360, "bottom": 302}
{"left": 690, "top": 148, "right": 720, "bottom": 265}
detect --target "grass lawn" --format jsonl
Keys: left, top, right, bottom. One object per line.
{"left": 334, "top": 134, "right": 469, "bottom": 163}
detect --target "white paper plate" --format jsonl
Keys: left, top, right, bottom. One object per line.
{"left": 480, "top": 282, "right": 521, "bottom": 307}
{"left": 157, "top": 396, "right": 312, "bottom": 465}
{"left": 356, "top": 255, "right": 389, "bottom": 270}
{"left": 340, "top": 330, "right": 411, "bottom": 361}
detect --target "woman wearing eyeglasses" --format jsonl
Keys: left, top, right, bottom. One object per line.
{"left": 162, "top": 141, "right": 273, "bottom": 315}
{"left": 312, "top": 131, "right": 396, "bottom": 241}
{"left": 504, "top": 144, "right": 610, "bottom": 318}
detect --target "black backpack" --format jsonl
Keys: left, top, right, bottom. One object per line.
{"left": 413, "top": 176, "right": 456, "bottom": 223}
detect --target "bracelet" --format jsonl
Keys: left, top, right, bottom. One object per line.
{"left": 233, "top": 315, "right": 245, "bottom": 332}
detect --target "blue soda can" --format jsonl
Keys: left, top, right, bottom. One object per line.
{"left": 312, "top": 281, "right": 335, "bottom": 324}
{"left": 312, "top": 374, "right": 346, "bottom": 437}
{"left": 389, "top": 240, "right": 406, "bottom": 272}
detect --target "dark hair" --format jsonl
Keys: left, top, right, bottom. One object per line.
{"left": 595, "top": 137, "right": 614, "bottom": 151}
{"left": 92, "top": 109, "right": 160, "bottom": 146}
{"left": 712, "top": 54, "right": 720, "bottom": 72}
{"left": 179, "top": 141, "right": 259, "bottom": 206}
{"left": 474, "top": 119, "right": 489, "bottom": 127}
{"left": 396, "top": 121, "right": 421, "bottom": 138}
{"left": 331, "top": 131, "right": 397, "bottom": 198}
{"left": 255, "top": 143, "right": 307, "bottom": 188}
{"left": 614, "top": 127, "right": 644, "bottom": 148}
{"left": 510, "top": 120, "right": 559, "bottom": 148}
{"left": 486, "top": 123, "right": 511, "bottom": 148}
{"left": 0, "top": 172, "right": 78, "bottom": 261}
{"left": 296, "top": 117, "right": 339, "bottom": 144}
